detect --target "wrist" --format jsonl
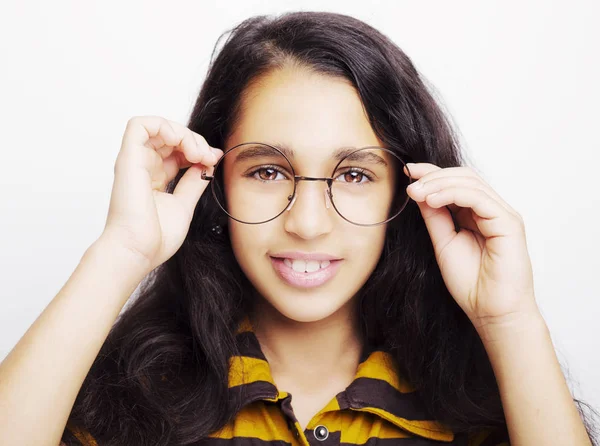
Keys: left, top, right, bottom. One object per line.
{"left": 87, "top": 233, "right": 153, "bottom": 278}
{"left": 472, "top": 304, "right": 548, "bottom": 345}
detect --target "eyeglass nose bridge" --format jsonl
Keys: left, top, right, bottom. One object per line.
{"left": 286, "top": 175, "right": 334, "bottom": 212}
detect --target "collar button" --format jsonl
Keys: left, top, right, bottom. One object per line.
{"left": 313, "top": 425, "right": 329, "bottom": 441}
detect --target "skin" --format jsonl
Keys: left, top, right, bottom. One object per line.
{"left": 224, "top": 65, "right": 392, "bottom": 428}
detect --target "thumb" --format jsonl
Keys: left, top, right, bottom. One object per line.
{"left": 171, "top": 163, "right": 214, "bottom": 216}
{"left": 415, "top": 198, "right": 457, "bottom": 255}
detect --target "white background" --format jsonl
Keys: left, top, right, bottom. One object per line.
{"left": 1, "top": 0, "right": 598, "bottom": 413}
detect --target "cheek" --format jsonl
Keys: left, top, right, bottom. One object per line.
{"left": 228, "top": 222, "right": 273, "bottom": 263}
{"left": 348, "top": 227, "right": 387, "bottom": 266}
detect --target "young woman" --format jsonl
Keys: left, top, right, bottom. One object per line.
{"left": 0, "top": 10, "right": 597, "bottom": 446}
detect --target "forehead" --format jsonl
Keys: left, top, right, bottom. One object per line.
{"left": 225, "top": 65, "right": 384, "bottom": 161}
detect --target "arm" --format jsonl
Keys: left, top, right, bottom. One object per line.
{"left": 477, "top": 310, "right": 592, "bottom": 446}
{"left": 0, "top": 235, "right": 151, "bottom": 446}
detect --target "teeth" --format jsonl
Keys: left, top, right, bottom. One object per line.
{"left": 292, "top": 260, "right": 305, "bottom": 273}
{"left": 305, "top": 260, "right": 320, "bottom": 273}
{"left": 282, "top": 258, "right": 332, "bottom": 272}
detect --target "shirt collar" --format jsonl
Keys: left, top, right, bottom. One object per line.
{"left": 228, "top": 316, "right": 455, "bottom": 442}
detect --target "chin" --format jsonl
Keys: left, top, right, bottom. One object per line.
{"left": 260, "top": 291, "right": 354, "bottom": 324}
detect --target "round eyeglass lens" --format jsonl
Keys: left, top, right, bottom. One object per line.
{"left": 329, "top": 147, "right": 409, "bottom": 226}
{"left": 210, "top": 143, "right": 295, "bottom": 224}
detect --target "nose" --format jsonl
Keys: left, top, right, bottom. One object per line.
{"left": 283, "top": 180, "right": 334, "bottom": 239}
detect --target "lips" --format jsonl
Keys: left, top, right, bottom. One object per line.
{"left": 269, "top": 256, "right": 343, "bottom": 289}
{"left": 269, "top": 251, "right": 342, "bottom": 261}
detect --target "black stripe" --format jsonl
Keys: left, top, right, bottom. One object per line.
{"left": 229, "top": 380, "right": 278, "bottom": 407}
{"left": 479, "top": 425, "right": 510, "bottom": 446}
{"left": 347, "top": 377, "right": 433, "bottom": 420}
{"left": 279, "top": 394, "right": 298, "bottom": 422}
{"left": 235, "top": 331, "right": 267, "bottom": 360}
{"left": 199, "top": 438, "right": 292, "bottom": 446}
{"left": 337, "top": 389, "right": 352, "bottom": 410}
{"left": 340, "top": 436, "right": 456, "bottom": 445}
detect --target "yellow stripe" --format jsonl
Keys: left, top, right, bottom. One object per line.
{"left": 66, "top": 420, "right": 98, "bottom": 446}
{"left": 228, "top": 355, "right": 276, "bottom": 388}
{"left": 468, "top": 428, "right": 490, "bottom": 446}
{"left": 354, "top": 351, "right": 415, "bottom": 393}
{"left": 308, "top": 394, "right": 341, "bottom": 422}
{"left": 235, "top": 316, "right": 254, "bottom": 334}
{"left": 338, "top": 411, "right": 415, "bottom": 442}
{"left": 353, "top": 406, "right": 455, "bottom": 442}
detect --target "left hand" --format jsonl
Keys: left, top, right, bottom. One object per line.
{"left": 404, "top": 163, "right": 540, "bottom": 331}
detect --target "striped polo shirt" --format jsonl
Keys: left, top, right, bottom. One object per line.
{"left": 64, "top": 316, "right": 510, "bottom": 445}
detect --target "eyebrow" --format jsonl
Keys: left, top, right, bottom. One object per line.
{"left": 234, "top": 142, "right": 388, "bottom": 166}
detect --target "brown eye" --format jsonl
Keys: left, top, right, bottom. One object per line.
{"left": 258, "top": 167, "right": 278, "bottom": 181}
{"left": 335, "top": 169, "right": 372, "bottom": 184}
{"left": 248, "top": 166, "right": 288, "bottom": 182}
{"left": 344, "top": 171, "right": 364, "bottom": 183}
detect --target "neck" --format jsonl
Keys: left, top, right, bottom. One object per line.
{"left": 249, "top": 295, "right": 364, "bottom": 394}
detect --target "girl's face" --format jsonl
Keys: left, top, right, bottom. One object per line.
{"left": 224, "top": 65, "right": 389, "bottom": 323}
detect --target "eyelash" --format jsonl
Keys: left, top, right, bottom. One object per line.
{"left": 245, "top": 165, "right": 290, "bottom": 182}
{"left": 337, "top": 168, "right": 374, "bottom": 184}
{"left": 245, "top": 165, "right": 375, "bottom": 184}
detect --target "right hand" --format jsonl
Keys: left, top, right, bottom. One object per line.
{"left": 99, "top": 116, "right": 223, "bottom": 272}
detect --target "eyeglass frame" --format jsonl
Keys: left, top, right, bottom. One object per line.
{"left": 200, "top": 141, "right": 414, "bottom": 227}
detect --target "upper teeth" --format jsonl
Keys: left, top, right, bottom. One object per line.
{"left": 283, "top": 258, "right": 331, "bottom": 272}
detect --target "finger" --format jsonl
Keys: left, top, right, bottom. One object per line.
{"left": 413, "top": 197, "right": 458, "bottom": 256}
{"left": 162, "top": 151, "right": 192, "bottom": 188}
{"left": 162, "top": 148, "right": 224, "bottom": 191}
{"left": 404, "top": 163, "right": 519, "bottom": 219}
{"left": 171, "top": 163, "right": 216, "bottom": 216}
{"left": 404, "top": 164, "right": 461, "bottom": 214}
{"left": 190, "top": 131, "right": 224, "bottom": 161}
{"left": 407, "top": 175, "right": 487, "bottom": 205}
{"left": 453, "top": 206, "right": 482, "bottom": 233}
{"left": 122, "top": 116, "right": 219, "bottom": 169}
{"left": 165, "top": 119, "right": 223, "bottom": 167}
{"left": 424, "top": 186, "right": 522, "bottom": 238}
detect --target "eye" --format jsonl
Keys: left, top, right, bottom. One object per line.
{"left": 334, "top": 168, "right": 373, "bottom": 184}
{"left": 247, "top": 165, "right": 289, "bottom": 182}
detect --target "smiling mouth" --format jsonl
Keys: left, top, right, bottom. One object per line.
{"left": 269, "top": 256, "right": 343, "bottom": 289}
{"left": 278, "top": 257, "right": 333, "bottom": 272}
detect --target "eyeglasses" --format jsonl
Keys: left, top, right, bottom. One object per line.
{"left": 201, "top": 142, "right": 413, "bottom": 226}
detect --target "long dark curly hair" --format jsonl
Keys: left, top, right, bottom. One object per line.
{"left": 63, "top": 10, "right": 599, "bottom": 446}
